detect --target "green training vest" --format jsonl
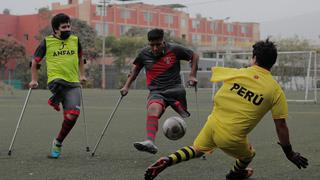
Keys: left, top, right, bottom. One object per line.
{"left": 45, "top": 35, "right": 79, "bottom": 84}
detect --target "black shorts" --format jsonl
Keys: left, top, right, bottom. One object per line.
{"left": 148, "top": 86, "right": 190, "bottom": 118}
{"left": 48, "top": 81, "right": 81, "bottom": 114}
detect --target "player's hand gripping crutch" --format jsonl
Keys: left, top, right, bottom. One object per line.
{"left": 80, "top": 86, "right": 90, "bottom": 152}
{"left": 91, "top": 95, "right": 124, "bottom": 156}
{"left": 8, "top": 88, "right": 32, "bottom": 156}
{"left": 187, "top": 79, "right": 200, "bottom": 127}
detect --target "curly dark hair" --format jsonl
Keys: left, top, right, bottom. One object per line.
{"left": 147, "top": 28, "right": 164, "bottom": 41}
{"left": 51, "top": 13, "right": 70, "bottom": 33}
{"left": 252, "top": 38, "right": 277, "bottom": 69}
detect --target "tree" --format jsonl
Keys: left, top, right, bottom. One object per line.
{"left": 0, "top": 38, "right": 26, "bottom": 66}
{"left": 275, "top": 36, "right": 313, "bottom": 51}
{"left": 125, "top": 27, "right": 148, "bottom": 37}
{"left": 71, "top": 19, "right": 99, "bottom": 59}
{"left": 38, "top": 7, "right": 50, "bottom": 14}
{"left": 110, "top": 36, "right": 146, "bottom": 68}
{"left": 0, "top": 38, "right": 26, "bottom": 90}
{"left": 164, "top": 30, "right": 189, "bottom": 47}
{"left": 3, "top": 8, "right": 10, "bottom": 15}
{"left": 272, "top": 36, "right": 315, "bottom": 89}
{"left": 95, "top": 35, "right": 118, "bottom": 55}
{"left": 108, "top": 35, "right": 146, "bottom": 87}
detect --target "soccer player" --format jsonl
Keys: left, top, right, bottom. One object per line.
{"left": 29, "top": 13, "right": 86, "bottom": 158}
{"left": 144, "top": 39, "right": 308, "bottom": 180}
{"left": 120, "top": 28, "right": 199, "bottom": 154}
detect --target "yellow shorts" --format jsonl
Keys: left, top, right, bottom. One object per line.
{"left": 193, "top": 116, "right": 255, "bottom": 160}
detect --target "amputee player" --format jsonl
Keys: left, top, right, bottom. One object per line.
{"left": 144, "top": 39, "right": 308, "bottom": 180}
{"left": 29, "top": 13, "right": 86, "bottom": 158}
{"left": 120, "top": 28, "right": 199, "bottom": 154}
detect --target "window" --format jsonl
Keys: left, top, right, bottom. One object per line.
{"left": 24, "top": 34, "right": 29, "bottom": 40}
{"left": 192, "top": 34, "right": 201, "bottom": 43}
{"left": 227, "top": 24, "right": 233, "bottom": 32}
{"left": 241, "top": 25, "right": 247, "bottom": 34}
{"left": 211, "top": 35, "right": 217, "bottom": 46}
{"left": 227, "top": 37, "right": 234, "bottom": 45}
{"left": 181, "top": 18, "right": 186, "bottom": 28}
{"left": 96, "top": 5, "right": 106, "bottom": 16}
{"left": 192, "top": 20, "right": 200, "bottom": 29}
{"left": 143, "top": 12, "right": 152, "bottom": 22}
{"left": 210, "top": 22, "right": 215, "bottom": 30}
{"left": 165, "top": 15, "right": 173, "bottom": 25}
{"left": 121, "top": 9, "right": 130, "bottom": 19}
{"left": 120, "top": 25, "right": 132, "bottom": 35}
{"left": 95, "top": 22, "right": 108, "bottom": 36}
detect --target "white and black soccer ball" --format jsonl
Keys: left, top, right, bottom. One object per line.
{"left": 162, "top": 116, "right": 187, "bottom": 140}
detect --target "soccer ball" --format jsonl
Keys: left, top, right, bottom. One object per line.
{"left": 162, "top": 116, "right": 187, "bottom": 140}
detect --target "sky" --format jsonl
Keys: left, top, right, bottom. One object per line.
{"left": 1, "top": 0, "right": 320, "bottom": 41}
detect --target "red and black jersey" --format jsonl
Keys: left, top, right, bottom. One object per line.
{"left": 134, "top": 43, "right": 194, "bottom": 91}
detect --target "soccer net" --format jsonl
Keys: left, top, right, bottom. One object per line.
{"left": 181, "top": 51, "right": 318, "bottom": 103}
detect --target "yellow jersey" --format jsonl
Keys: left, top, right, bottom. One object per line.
{"left": 45, "top": 35, "right": 80, "bottom": 84}
{"left": 210, "top": 65, "right": 288, "bottom": 140}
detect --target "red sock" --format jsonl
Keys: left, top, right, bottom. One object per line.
{"left": 146, "top": 115, "right": 159, "bottom": 142}
{"left": 56, "top": 114, "right": 77, "bottom": 143}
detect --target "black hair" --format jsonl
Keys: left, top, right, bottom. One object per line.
{"left": 51, "top": 13, "right": 70, "bottom": 33}
{"left": 147, "top": 28, "right": 164, "bottom": 41}
{"left": 252, "top": 38, "right": 277, "bottom": 69}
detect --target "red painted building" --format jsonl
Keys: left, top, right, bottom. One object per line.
{"left": 0, "top": 0, "right": 260, "bottom": 56}
{"left": 0, "top": 13, "right": 50, "bottom": 55}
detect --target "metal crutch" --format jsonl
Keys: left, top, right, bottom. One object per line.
{"left": 91, "top": 95, "right": 124, "bottom": 156}
{"left": 194, "top": 85, "right": 206, "bottom": 160}
{"left": 80, "top": 86, "right": 90, "bottom": 152}
{"left": 8, "top": 88, "right": 32, "bottom": 156}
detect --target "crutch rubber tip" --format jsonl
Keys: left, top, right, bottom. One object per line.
{"left": 201, "top": 155, "right": 206, "bottom": 160}
{"left": 86, "top": 147, "right": 90, "bottom": 152}
{"left": 8, "top": 151, "right": 12, "bottom": 156}
{"left": 91, "top": 153, "right": 95, "bottom": 157}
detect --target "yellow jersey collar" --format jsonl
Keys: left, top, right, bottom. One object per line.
{"left": 251, "top": 65, "right": 270, "bottom": 74}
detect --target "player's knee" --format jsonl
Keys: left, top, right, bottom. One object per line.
{"left": 64, "top": 113, "right": 79, "bottom": 121}
{"left": 64, "top": 110, "right": 80, "bottom": 120}
{"left": 147, "top": 104, "right": 163, "bottom": 116}
{"left": 147, "top": 110, "right": 161, "bottom": 117}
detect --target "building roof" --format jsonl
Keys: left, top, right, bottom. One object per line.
{"left": 160, "top": 4, "right": 187, "bottom": 9}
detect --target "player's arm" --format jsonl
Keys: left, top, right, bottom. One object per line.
{"left": 188, "top": 52, "right": 199, "bottom": 86}
{"left": 29, "top": 60, "right": 39, "bottom": 88}
{"left": 29, "top": 40, "right": 45, "bottom": 89}
{"left": 175, "top": 45, "right": 199, "bottom": 86}
{"left": 78, "top": 40, "right": 86, "bottom": 83}
{"left": 273, "top": 119, "right": 308, "bottom": 169}
{"left": 120, "top": 64, "right": 142, "bottom": 96}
